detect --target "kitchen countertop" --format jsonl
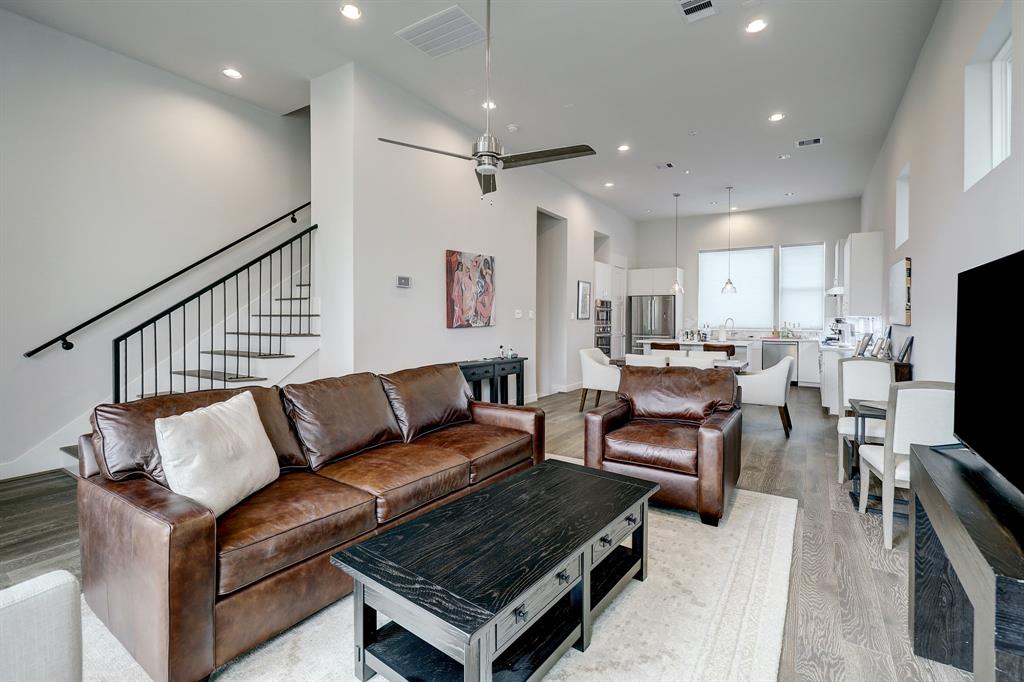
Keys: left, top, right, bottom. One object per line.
{"left": 637, "top": 337, "right": 821, "bottom": 346}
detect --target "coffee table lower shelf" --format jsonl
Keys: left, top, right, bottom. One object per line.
{"left": 364, "top": 545, "right": 641, "bottom": 682}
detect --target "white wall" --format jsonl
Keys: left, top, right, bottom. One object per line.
{"left": 861, "top": 0, "right": 1024, "bottom": 380}
{"left": 0, "top": 10, "right": 311, "bottom": 478}
{"left": 536, "top": 212, "right": 568, "bottom": 396}
{"left": 633, "top": 198, "right": 861, "bottom": 329}
{"left": 309, "top": 64, "right": 636, "bottom": 400}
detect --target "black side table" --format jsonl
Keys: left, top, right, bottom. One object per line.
{"left": 458, "top": 357, "right": 528, "bottom": 405}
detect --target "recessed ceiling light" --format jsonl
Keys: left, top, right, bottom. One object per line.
{"left": 768, "top": 112, "right": 786, "bottom": 122}
{"left": 777, "top": 153, "right": 791, "bottom": 160}
{"left": 562, "top": 103, "right": 575, "bottom": 109}
{"left": 784, "top": 192, "right": 795, "bottom": 197}
{"left": 604, "top": 182, "right": 615, "bottom": 188}
{"left": 688, "top": 130, "right": 698, "bottom": 136}
{"left": 617, "top": 144, "right": 630, "bottom": 152}
{"left": 340, "top": 4, "right": 362, "bottom": 20}
{"left": 746, "top": 18, "right": 767, "bottom": 33}
{"left": 646, "top": 209, "right": 652, "bottom": 213}
{"left": 482, "top": 101, "right": 496, "bottom": 110}
{"left": 683, "top": 169, "right": 691, "bottom": 175}
{"left": 709, "top": 201, "right": 718, "bottom": 205}
{"left": 731, "top": 206, "right": 738, "bottom": 211}
{"left": 221, "top": 68, "right": 243, "bottom": 80}
{"left": 506, "top": 123, "right": 520, "bottom": 133}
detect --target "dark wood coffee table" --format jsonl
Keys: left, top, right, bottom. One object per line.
{"left": 331, "top": 459, "right": 659, "bottom": 682}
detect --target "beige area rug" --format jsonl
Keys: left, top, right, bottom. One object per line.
{"left": 82, "top": 459, "right": 797, "bottom": 682}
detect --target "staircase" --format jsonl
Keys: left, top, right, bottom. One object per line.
{"left": 113, "top": 225, "right": 319, "bottom": 402}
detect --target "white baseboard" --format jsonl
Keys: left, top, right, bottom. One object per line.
{"left": 551, "top": 382, "right": 582, "bottom": 393}
{"left": 524, "top": 393, "right": 539, "bottom": 404}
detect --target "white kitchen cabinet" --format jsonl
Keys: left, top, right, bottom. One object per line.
{"left": 627, "top": 267, "right": 683, "bottom": 296}
{"left": 627, "top": 269, "right": 653, "bottom": 295}
{"left": 747, "top": 340, "right": 762, "bottom": 372}
{"left": 797, "top": 340, "right": 821, "bottom": 385}
{"left": 841, "top": 232, "right": 884, "bottom": 317}
{"left": 594, "top": 261, "right": 612, "bottom": 300}
{"left": 820, "top": 346, "right": 853, "bottom": 414}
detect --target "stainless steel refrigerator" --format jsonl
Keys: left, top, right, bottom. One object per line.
{"left": 627, "top": 295, "right": 676, "bottom": 353}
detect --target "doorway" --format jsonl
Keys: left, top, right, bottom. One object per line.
{"left": 536, "top": 210, "right": 567, "bottom": 398}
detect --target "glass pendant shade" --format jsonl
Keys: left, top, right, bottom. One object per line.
{"left": 672, "top": 280, "right": 683, "bottom": 294}
{"left": 671, "top": 192, "right": 684, "bottom": 294}
{"left": 722, "top": 186, "right": 737, "bottom": 294}
{"left": 721, "top": 277, "right": 737, "bottom": 294}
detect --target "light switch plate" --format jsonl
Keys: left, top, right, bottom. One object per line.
{"left": 514, "top": 309, "right": 523, "bottom": 319}
{"left": 528, "top": 310, "right": 535, "bottom": 319}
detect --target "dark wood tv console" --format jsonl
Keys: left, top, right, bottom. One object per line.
{"left": 910, "top": 444, "right": 1024, "bottom": 682}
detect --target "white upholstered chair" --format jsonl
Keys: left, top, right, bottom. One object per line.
{"left": 578, "top": 348, "right": 621, "bottom": 412}
{"left": 651, "top": 349, "right": 690, "bottom": 362}
{"left": 668, "top": 355, "right": 716, "bottom": 369}
{"left": 836, "top": 357, "right": 895, "bottom": 483}
{"left": 0, "top": 570, "right": 82, "bottom": 682}
{"left": 858, "top": 382, "right": 955, "bottom": 549}
{"left": 625, "top": 353, "right": 668, "bottom": 367}
{"left": 737, "top": 356, "right": 794, "bottom": 437}
{"left": 688, "top": 350, "right": 728, "bottom": 360}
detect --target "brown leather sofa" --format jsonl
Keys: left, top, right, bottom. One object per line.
{"left": 77, "top": 363, "right": 544, "bottom": 682}
{"left": 584, "top": 365, "right": 741, "bottom": 526}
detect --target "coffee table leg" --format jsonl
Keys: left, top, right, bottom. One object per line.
{"left": 353, "top": 581, "right": 377, "bottom": 681}
{"left": 463, "top": 634, "right": 493, "bottom": 682}
{"left": 633, "top": 502, "right": 648, "bottom": 582}
{"left": 572, "top": 554, "right": 592, "bottom": 652}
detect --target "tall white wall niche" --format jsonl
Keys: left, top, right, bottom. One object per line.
{"left": 964, "top": 0, "right": 1013, "bottom": 190}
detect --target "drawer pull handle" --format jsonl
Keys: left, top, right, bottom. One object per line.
{"left": 556, "top": 570, "right": 571, "bottom": 585}
{"left": 626, "top": 513, "right": 638, "bottom": 526}
{"left": 514, "top": 605, "right": 529, "bottom": 624}
{"left": 599, "top": 535, "right": 613, "bottom": 548}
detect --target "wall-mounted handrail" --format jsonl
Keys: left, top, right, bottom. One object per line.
{"left": 23, "top": 201, "right": 311, "bottom": 357}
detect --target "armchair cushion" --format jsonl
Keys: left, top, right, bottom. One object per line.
{"left": 617, "top": 366, "right": 736, "bottom": 421}
{"left": 414, "top": 422, "right": 531, "bottom": 483}
{"left": 282, "top": 373, "right": 403, "bottom": 469}
{"left": 604, "top": 421, "right": 699, "bottom": 475}
{"left": 216, "top": 472, "right": 376, "bottom": 594}
{"left": 380, "top": 364, "right": 473, "bottom": 441}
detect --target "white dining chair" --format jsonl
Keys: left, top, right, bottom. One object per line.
{"left": 737, "top": 356, "right": 794, "bottom": 437}
{"left": 836, "top": 357, "right": 895, "bottom": 483}
{"left": 858, "top": 381, "right": 955, "bottom": 549}
{"left": 625, "top": 353, "right": 668, "bottom": 367}
{"left": 688, "top": 350, "right": 729, "bottom": 360}
{"left": 578, "top": 348, "right": 621, "bottom": 412}
{"left": 651, "top": 349, "right": 689, "bottom": 361}
{"left": 667, "top": 355, "right": 716, "bottom": 369}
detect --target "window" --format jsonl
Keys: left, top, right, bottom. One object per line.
{"left": 779, "top": 243, "right": 825, "bottom": 330}
{"left": 964, "top": 1, "right": 1012, "bottom": 190}
{"left": 895, "top": 163, "right": 910, "bottom": 247}
{"left": 698, "top": 247, "right": 774, "bottom": 328}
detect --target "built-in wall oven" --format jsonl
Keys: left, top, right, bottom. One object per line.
{"left": 594, "top": 300, "right": 612, "bottom": 355}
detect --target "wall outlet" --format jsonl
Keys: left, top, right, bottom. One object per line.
{"left": 514, "top": 309, "right": 523, "bottom": 319}
{"left": 396, "top": 275, "right": 411, "bottom": 288}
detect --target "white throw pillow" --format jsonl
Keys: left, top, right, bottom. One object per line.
{"left": 154, "top": 391, "right": 280, "bottom": 516}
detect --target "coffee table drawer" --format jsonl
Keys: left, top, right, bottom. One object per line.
{"left": 591, "top": 502, "right": 642, "bottom": 566}
{"left": 494, "top": 554, "right": 582, "bottom": 649}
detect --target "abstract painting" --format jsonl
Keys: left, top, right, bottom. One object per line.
{"left": 577, "top": 280, "right": 592, "bottom": 320}
{"left": 446, "top": 250, "right": 495, "bottom": 328}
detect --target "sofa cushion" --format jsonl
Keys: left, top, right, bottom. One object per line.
{"left": 216, "top": 472, "right": 376, "bottom": 595}
{"left": 155, "top": 391, "right": 280, "bottom": 517}
{"left": 317, "top": 443, "right": 470, "bottom": 522}
{"left": 91, "top": 386, "right": 305, "bottom": 485}
{"left": 379, "top": 364, "right": 473, "bottom": 442}
{"left": 282, "top": 373, "right": 403, "bottom": 469}
{"left": 604, "top": 421, "right": 699, "bottom": 475}
{"left": 414, "top": 422, "right": 532, "bottom": 483}
{"left": 617, "top": 366, "right": 737, "bottom": 422}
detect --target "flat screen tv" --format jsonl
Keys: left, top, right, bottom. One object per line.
{"left": 955, "top": 249, "right": 1024, "bottom": 493}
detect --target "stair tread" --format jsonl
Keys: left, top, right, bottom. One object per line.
{"left": 276, "top": 297, "right": 310, "bottom": 301}
{"left": 200, "top": 350, "right": 295, "bottom": 359}
{"left": 59, "top": 445, "right": 79, "bottom": 460}
{"left": 171, "top": 369, "right": 268, "bottom": 382}
{"left": 251, "top": 314, "right": 320, "bottom": 317}
{"left": 226, "top": 332, "right": 319, "bottom": 337}
{"left": 296, "top": 283, "right": 311, "bottom": 287}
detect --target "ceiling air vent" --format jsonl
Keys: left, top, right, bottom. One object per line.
{"left": 395, "top": 5, "right": 485, "bottom": 59}
{"left": 797, "top": 137, "right": 823, "bottom": 148}
{"left": 655, "top": 162, "right": 676, "bottom": 170}
{"left": 677, "top": 0, "right": 717, "bottom": 23}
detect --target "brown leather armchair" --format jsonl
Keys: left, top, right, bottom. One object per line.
{"left": 584, "top": 365, "right": 742, "bottom": 526}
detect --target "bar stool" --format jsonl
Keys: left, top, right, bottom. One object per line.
{"left": 650, "top": 342, "right": 680, "bottom": 351}
{"left": 704, "top": 343, "right": 736, "bottom": 358}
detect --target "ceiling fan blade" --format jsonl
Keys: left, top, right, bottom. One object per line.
{"left": 476, "top": 170, "right": 497, "bottom": 195}
{"left": 500, "top": 145, "right": 596, "bottom": 169}
{"left": 378, "top": 138, "right": 474, "bottom": 161}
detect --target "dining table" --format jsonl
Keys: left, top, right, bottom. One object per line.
{"left": 609, "top": 358, "right": 749, "bottom": 372}
{"left": 847, "top": 398, "right": 907, "bottom": 517}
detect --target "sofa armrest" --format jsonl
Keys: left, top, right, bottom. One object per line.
{"left": 697, "top": 408, "right": 743, "bottom": 518}
{"left": 584, "top": 399, "right": 632, "bottom": 469}
{"left": 470, "top": 401, "right": 546, "bottom": 464}
{"left": 78, "top": 475, "right": 216, "bottom": 682}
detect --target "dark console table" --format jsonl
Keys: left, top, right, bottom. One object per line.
{"left": 458, "top": 357, "right": 528, "bottom": 406}
{"left": 910, "top": 443, "right": 1024, "bottom": 681}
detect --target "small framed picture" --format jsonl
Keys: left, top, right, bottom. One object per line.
{"left": 577, "top": 280, "right": 592, "bottom": 320}
{"left": 897, "top": 336, "right": 914, "bottom": 363}
{"left": 855, "top": 333, "right": 873, "bottom": 356}
{"left": 870, "top": 337, "right": 886, "bottom": 357}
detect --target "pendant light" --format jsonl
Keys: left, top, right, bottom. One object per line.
{"left": 671, "top": 192, "right": 684, "bottom": 294}
{"left": 721, "top": 186, "right": 737, "bottom": 294}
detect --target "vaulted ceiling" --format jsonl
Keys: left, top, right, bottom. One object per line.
{"left": 2, "top": 0, "right": 940, "bottom": 219}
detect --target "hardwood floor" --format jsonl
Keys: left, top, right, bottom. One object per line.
{"left": 0, "top": 387, "right": 971, "bottom": 680}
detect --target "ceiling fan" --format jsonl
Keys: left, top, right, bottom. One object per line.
{"left": 378, "top": 0, "right": 596, "bottom": 195}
